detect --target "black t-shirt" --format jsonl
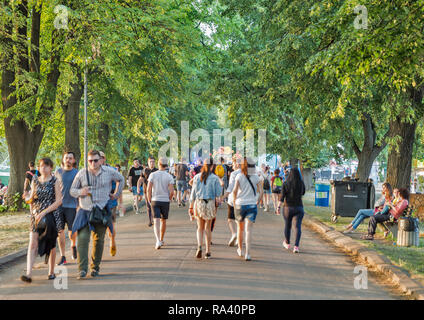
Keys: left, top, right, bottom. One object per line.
{"left": 142, "top": 167, "right": 158, "bottom": 188}
{"left": 128, "top": 166, "right": 143, "bottom": 186}
{"left": 175, "top": 164, "right": 188, "bottom": 181}
{"left": 26, "top": 169, "right": 39, "bottom": 181}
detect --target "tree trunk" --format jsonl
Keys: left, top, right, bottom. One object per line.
{"left": 1, "top": 3, "right": 63, "bottom": 206}
{"left": 3, "top": 120, "right": 44, "bottom": 204}
{"left": 350, "top": 112, "right": 389, "bottom": 182}
{"left": 121, "top": 137, "right": 132, "bottom": 178}
{"left": 386, "top": 119, "right": 416, "bottom": 189}
{"left": 356, "top": 148, "right": 377, "bottom": 182}
{"left": 386, "top": 86, "right": 423, "bottom": 189}
{"left": 63, "top": 72, "right": 83, "bottom": 166}
{"left": 97, "top": 122, "right": 110, "bottom": 152}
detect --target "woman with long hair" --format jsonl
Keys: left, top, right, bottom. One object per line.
{"left": 189, "top": 158, "right": 222, "bottom": 259}
{"left": 232, "top": 157, "right": 263, "bottom": 261}
{"left": 343, "top": 182, "right": 393, "bottom": 233}
{"left": 277, "top": 167, "right": 305, "bottom": 253}
{"left": 21, "top": 158, "right": 62, "bottom": 283}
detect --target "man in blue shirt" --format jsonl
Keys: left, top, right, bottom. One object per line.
{"left": 100, "top": 151, "right": 118, "bottom": 257}
{"left": 55, "top": 151, "right": 79, "bottom": 265}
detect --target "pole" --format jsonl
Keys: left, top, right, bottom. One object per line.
{"left": 84, "top": 60, "right": 88, "bottom": 168}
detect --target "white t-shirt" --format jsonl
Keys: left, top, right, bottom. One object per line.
{"left": 148, "top": 170, "right": 174, "bottom": 202}
{"left": 226, "top": 168, "right": 241, "bottom": 207}
{"left": 234, "top": 174, "right": 260, "bottom": 206}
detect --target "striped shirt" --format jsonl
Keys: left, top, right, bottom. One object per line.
{"left": 70, "top": 165, "right": 124, "bottom": 211}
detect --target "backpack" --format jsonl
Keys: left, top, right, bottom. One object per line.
{"left": 274, "top": 176, "right": 282, "bottom": 187}
{"left": 273, "top": 176, "right": 282, "bottom": 193}
{"left": 263, "top": 176, "right": 271, "bottom": 190}
{"left": 215, "top": 164, "right": 225, "bottom": 178}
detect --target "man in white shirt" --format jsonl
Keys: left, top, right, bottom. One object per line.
{"left": 146, "top": 157, "right": 174, "bottom": 249}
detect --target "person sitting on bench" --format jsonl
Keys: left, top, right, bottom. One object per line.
{"left": 361, "top": 188, "right": 409, "bottom": 241}
{"left": 343, "top": 182, "right": 392, "bottom": 234}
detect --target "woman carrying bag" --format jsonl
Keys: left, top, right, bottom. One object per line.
{"left": 232, "top": 157, "right": 263, "bottom": 261}
{"left": 21, "top": 158, "right": 63, "bottom": 283}
{"left": 189, "top": 158, "right": 222, "bottom": 259}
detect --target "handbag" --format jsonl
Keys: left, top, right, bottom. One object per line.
{"left": 35, "top": 216, "right": 47, "bottom": 233}
{"left": 85, "top": 169, "right": 111, "bottom": 226}
{"left": 89, "top": 205, "right": 111, "bottom": 226}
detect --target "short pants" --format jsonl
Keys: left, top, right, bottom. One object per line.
{"left": 132, "top": 186, "right": 143, "bottom": 196}
{"left": 152, "top": 201, "right": 170, "bottom": 219}
{"left": 58, "top": 207, "right": 77, "bottom": 231}
{"left": 176, "top": 180, "right": 188, "bottom": 192}
{"left": 227, "top": 203, "right": 235, "bottom": 220}
{"left": 234, "top": 204, "right": 258, "bottom": 223}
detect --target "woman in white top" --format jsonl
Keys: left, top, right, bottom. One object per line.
{"left": 232, "top": 157, "right": 263, "bottom": 261}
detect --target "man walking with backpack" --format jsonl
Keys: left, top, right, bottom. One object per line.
{"left": 271, "top": 169, "right": 283, "bottom": 215}
{"left": 175, "top": 158, "right": 189, "bottom": 207}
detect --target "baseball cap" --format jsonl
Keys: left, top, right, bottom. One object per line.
{"left": 159, "top": 157, "right": 168, "bottom": 166}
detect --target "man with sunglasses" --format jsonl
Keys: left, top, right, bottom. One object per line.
{"left": 70, "top": 150, "right": 124, "bottom": 279}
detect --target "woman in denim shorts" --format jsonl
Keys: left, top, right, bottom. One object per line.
{"left": 232, "top": 157, "right": 263, "bottom": 261}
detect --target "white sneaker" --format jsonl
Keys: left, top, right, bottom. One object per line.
{"left": 237, "top": 248, "right": 242, "bottom": 257}
{"left": 293, "top": 246, "right": 299, "bottom": 253}
{"left": 155, "top": 241, "right": 161, "bottom": 250}
{"left": 283, "top": 241, "right": 290, "bottom": 250}
{"left": 245, "top": 254, "right": 251, "bottom": 261}
{"left": 160, "top": 241, "right": 164, "bottom": 247}
{"left": 135, "top": 209, "right": 140, "bottom": 214}
{"left": 228, "top": 235, "right": 237, "bottom": 247}
{"left": 119, "top": 212, "right": 124, "bottom": 217}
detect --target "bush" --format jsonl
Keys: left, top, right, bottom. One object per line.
{"left": 0, "top": 192, "right": 28, "bottom": 213}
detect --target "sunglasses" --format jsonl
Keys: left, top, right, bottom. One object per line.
{"left": 88, "top": 159, "right": 100, "bottom": 163}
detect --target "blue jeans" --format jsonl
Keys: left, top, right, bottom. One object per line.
{"left": 283, "top": 206, "right": 304, "bottom": 247}
{"left": 351, "top": 209, "right": 374, "bottom": 229}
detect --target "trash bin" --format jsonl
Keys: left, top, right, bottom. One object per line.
{"left": 315, "top": 184, "right": 330, "bottom": 207}
{"left": 397, "top": 217, "right": 420, "bottom": 247}
{"left": 330, "top": 180, "right": 375, "bottom": 222}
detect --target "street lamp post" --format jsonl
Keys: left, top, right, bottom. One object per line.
{"left": 84, "top": 59, "right": 88, "bottom": 168}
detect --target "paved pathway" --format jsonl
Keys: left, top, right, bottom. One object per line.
{"left": 0, "top": 202, "right": 399, "bottom": 299}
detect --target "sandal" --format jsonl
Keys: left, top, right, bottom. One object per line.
{"left": 360, "top": 234, "right": 374, "bottom": 240}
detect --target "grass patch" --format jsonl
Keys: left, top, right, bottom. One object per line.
{"left": 0, "top": 210, "right": 30, "bottom": 257}
{"left": 303, "top": 190, "right": 424, "bottom": 279}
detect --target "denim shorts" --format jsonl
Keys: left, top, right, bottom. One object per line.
{"left": 176, "top": 180, "right": 187, "bottom": 192}
{"left": 132, "top": 186, "right": 143, "bottom": 196}
{"left": 234, "top": 204, "right": 258, "bottom": 223}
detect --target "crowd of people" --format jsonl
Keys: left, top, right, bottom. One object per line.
{"left": 20, "top": 152, "right": 306, "bottom": 283}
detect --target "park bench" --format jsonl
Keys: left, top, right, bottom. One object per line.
{"left": 379, "top": 205, "right": 415, "bottom": 239}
